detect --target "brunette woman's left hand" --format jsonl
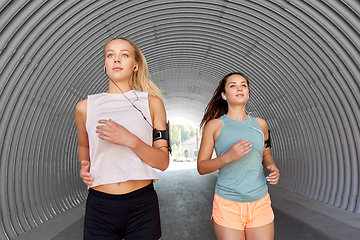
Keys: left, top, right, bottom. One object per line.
{"left": 266, "top": 164, "right": 280, "bottom": 185}
{"left": 96, "top": 119, "right": 136, "bottom": 147}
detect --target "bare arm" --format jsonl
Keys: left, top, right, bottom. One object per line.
{"left": 256, "top": 118, "right": 280, "bottom": 185}
{"left": 197, "top": 119, "right": 251, "bottom": 175}
{"left": 75, "top": 99, "right": 93, "bottom": 187}
{"left": 129, "top": 95, "right": 169, "bottom": 171}
{"left": 96, "top": 96, "right": 169, "bottom": 171}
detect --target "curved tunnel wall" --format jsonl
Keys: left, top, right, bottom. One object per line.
{"left": 0, "top": 0, "right": 359, "bottom": 239}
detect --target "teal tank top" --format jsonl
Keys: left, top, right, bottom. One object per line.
{"left": 214, "top": 114, "right": 268, "bottom": 202}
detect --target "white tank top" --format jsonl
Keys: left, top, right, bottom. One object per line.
{"left": 86, "top": 90, "right": 159, "bottom": 188}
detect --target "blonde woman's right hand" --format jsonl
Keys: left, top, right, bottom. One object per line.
{"left": 80, "top": 160, "right": 93, "bottom": 187}
{"left": 225, "top": 139, "right": 252, "bottom": 163}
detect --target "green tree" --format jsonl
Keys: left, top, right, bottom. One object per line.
{"left": 170, "top": 124, "right": 179, "bottom": 146}
{"left": 169, "top": 123, "right": 198, "bottom": 146}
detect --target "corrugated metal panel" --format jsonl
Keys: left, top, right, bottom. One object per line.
{"left": 0, "top": 0, "right": 359, "bottom": 239}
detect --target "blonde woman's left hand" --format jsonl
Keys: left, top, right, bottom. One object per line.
{"left": 96, "top": 119, "right": 136, "bottom": 147}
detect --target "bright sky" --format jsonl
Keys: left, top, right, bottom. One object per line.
{"left": 168, "top": 117, "right": 199, "bottom": 128}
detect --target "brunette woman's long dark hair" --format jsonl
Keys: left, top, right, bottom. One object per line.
{"left": 200, "top": 72, "right": 250, "bottom": 130}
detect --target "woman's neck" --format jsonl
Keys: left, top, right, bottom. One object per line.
{"left": 227, "top": 104, "right": 248, "bottom": 121}
{"left": 107, "top": 78, "right": 132, "bottom": 94}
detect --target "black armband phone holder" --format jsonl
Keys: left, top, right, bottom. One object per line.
{"left": 264, "top": 129, "right": 271, "bottom": 148}
{"left": 153, "top": 122, "right": 172, "bottom": 154}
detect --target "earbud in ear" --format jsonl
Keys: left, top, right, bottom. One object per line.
{"left": 104, "top": 67, "right": 106, "bottom": 72}
{"left": 247, "top": 96, "right": 249, "bottom": 100}
{"left": 134, "top": 66, "right": 136, "bottom": 70}
{"left": 223, "top": 96, "right": 227, "bottom": 100}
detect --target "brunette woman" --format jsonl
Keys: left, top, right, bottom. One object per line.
{"left": 197, "top": 73, "right": 279, "bottom": 240}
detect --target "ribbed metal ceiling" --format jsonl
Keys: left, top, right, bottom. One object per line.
{"left": 0, "top": 0, "right": 359, "bottom": 239}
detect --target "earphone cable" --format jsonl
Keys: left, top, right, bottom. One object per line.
{"left": 228, "top": 103, "right": 264, "bottom": 144}
{"left": 109, "top": 78, "right": 153, "bottom": 128}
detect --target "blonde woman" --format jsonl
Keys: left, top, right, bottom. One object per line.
{"left": 75, "top": 38, "right": 169, "bottom": 240}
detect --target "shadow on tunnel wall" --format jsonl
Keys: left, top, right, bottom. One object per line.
{"left": 0, "top": 0, "right": 359, "bottom": 239}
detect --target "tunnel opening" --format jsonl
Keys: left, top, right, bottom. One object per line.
{"left": 166, "top": 116, "right": 200, "bottom": 171}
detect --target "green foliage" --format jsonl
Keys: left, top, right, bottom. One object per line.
{"left": 169, "top": 123, "right": 198, "bottom": 148}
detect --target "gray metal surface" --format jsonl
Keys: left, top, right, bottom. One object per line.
{"left": 0, "top": 0, "right": 359, "bottom": 239}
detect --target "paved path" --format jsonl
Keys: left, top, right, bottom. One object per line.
{"left": 14, "top": 164, "right": 359, "bottom": 240}
{"left": 51, "top": 168, "right": 339, "bottom": 240}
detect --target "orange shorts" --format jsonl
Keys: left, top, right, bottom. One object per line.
{"left": 211, "top": 193, "right": 274, "bottom": 231}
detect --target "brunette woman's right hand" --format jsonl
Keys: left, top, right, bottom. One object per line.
{"left": 225, "top": 139, "right": 252, "bottom": 163}
{"left": 80, "top": 160, "right": 93, "bottom": 187}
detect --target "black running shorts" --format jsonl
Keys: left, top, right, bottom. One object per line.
{"left": 83, "top": 182, "right": 161, "bottom": 240}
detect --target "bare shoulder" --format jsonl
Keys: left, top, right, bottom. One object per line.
{"left": 148, "top": 95, "right": 166, "bottom": 128}
{"left": 148, "top": 95, "right": 165, "bottom": 116}
{"left": 255, "top": 117, "right": 269, "bottom": 137}
{"left": 75, "top": 99, "right": 87, "bottom": 115}
{"left": 148, "top": 95, "right": 164, "bottom": 108}
{"left": 75, "top": 99, "right": 87, "bottom": 126}
{"left": 206, "top": 118, "right": 222, "bottom": 130}
{"left": 75, "top": 99, "right": 88, "bottom": 143}
{"left": 204, "top": 118, "right": 222, "bottom": 138}
{"left": 199, "top": 118, "right": 222, "bottom": 144}
{"left": 255, "top": 117, "right": 267, "bottom": 128}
